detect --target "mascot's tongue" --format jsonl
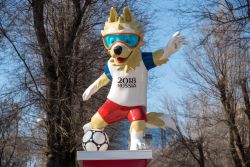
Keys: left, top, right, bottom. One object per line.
{"left": 116, "top": 57, "right": 126, "bottom": 63}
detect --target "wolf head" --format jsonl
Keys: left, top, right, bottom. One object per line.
{"left": 102, "top": 7, "right": 144, "bottom": 72}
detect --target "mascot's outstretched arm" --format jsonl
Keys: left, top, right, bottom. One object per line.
{"left": 153, "top": 31, "right": 187, "bottom": 66}
{"left": 82, "top": 73, "right": 110, "bottom": 101}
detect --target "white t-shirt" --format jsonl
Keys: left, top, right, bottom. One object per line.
{"left": 104, "top": 52, "right": 156, "bottom": 107}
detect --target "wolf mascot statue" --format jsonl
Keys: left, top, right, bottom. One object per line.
{"left": 82, "top": 7, "right": 187, "bottom": 150}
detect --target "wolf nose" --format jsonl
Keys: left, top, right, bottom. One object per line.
{"left": 114, "top": 46, "right": 122, "bottom": 55}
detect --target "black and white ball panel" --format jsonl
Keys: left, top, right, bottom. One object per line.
{"left": 82, "top": 129, "right": 109, "bottom": 151}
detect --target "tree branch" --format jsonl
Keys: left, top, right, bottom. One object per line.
{"left": 0, "top": 23, "right": 45, "bottom": 100}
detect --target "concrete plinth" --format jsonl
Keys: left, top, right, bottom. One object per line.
{"left": 77, "top": 150, "right": 152, "bottom": 167}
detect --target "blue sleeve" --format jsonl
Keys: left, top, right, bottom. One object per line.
{"left": 141, "top": 52, "right": 156, "bottom": 70}
{"left": 104, "top": 63, "right": 112, "bottom": 81}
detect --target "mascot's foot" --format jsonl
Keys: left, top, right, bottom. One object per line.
{"left": 130, "top": 130, "right": 147, "bottom": 150}
{"left": 83, "top": 122, "right": 104, "bottom": 133}
{"left": 130, "top": 139, "right": 146, "bottom": 150}
{"left": 83, "top": 122, "right": 92, "bottom": 134}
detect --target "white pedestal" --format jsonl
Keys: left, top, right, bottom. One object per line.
{"left": 77, "top": 150, "right": 152, "bottom": 167}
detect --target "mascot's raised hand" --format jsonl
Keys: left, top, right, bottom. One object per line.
{"left": 82, "top": 85, "right": 95, "bottom": 101}
{"left": 162, "top": 32, "right": 187, "bottom": 60}
{"left": 82, "top": 7, "right": 186, "bottom": 151}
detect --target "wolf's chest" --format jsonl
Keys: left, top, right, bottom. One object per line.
{"left": 107, "top": 61, "right": 148, "bottom": 106}
{"left": 111, "top": 62, "right": 147, "bottom": 88}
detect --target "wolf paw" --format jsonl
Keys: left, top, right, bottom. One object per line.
{"left": 130, "top": 139, "right": 147, "bottom": 150}
{"left": 83, "top": 122, "right": 92, "bottom": 134}
{"left": 83, "top": 122, "right": 104, "bottom": 134}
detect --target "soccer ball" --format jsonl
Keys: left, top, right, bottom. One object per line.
{"left": 82, "top": 129, "right": 109, "bottom": 151}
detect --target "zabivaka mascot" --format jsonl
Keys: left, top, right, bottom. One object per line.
{"left": 82, "top": 7, "right": 187, "bottom": 150}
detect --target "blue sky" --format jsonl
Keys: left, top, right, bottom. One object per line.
{"left": 144, "top": 0, "right": 189, "bottom": 112}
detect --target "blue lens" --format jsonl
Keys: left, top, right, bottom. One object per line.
{"left": 104, "top": 34, "right": 139, "bottom": 48}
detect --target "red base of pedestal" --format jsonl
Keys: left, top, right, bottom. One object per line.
{"left": 82, "top": 159, "right": 147, "bottom": 167}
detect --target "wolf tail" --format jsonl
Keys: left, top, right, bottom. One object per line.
{"left": 146, "top": 112, "right": 177, "bottom": 131}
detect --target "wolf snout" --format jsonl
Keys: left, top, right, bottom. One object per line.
{"left": 114, "top": 45, "right": 122, "bottom": 55}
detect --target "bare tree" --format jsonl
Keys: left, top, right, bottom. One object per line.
{"left": 182, "top": 22, "right": 249, "bottom": 167}
{"left": 0, "top": 99, "right": 34, "bottom": 167}
{"left": 149, "top": 93, "right": 237, "bottom": 167}
{"left": 165, "top": 0, "right": 250, "bottom": 166}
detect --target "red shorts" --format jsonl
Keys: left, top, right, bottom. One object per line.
{"left": 98, "top": 99, "right": 147, "bottom": 124}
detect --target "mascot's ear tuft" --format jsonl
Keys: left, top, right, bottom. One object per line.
{"left": 101, "top": 30, "right": 105, "bottom": 36}
{"left": 123, "top": 7, "right": 132, "bottom": 22}
{"left": 108, "top": 7, "right": 118, "bottom": 23}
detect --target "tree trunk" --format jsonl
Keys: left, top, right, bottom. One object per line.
{"left": 198, "top": 142, "right": 205, "bottom": 167}
{"left": 239, "top": 78, "right": 250, "bottom": 166}
{"left": 229, "top": 130, "right": 242, "bottom": 167}
{"left": 218, "top": 79, "right": 247, "bottom": 167}
{"left": 31, "top": 0, "right": 93, "bottom": 166}
{"left": 31, "top": 1, "right": 62, "bottom": 166}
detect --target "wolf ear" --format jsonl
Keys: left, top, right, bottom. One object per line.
{"left": 108, "top": 7, "right": 118, "bottom": 22}
{"left": 123, "top": 7, "right": 132, "bottom": 22}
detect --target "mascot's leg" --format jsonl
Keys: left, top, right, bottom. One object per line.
{"left": 91, "top": 112, "right": 108, "bottom": 129}
{"left": 83, "top": 100, "right": 115, "bottom": 133}
{"left": 83, "top": 112, "right": 108, "bottom": 133}
{"left": 130, "top": 120, "right": 146, "bottom": 150}
{"left": 128, "top": 107, "right": 147, "bottom": 150}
